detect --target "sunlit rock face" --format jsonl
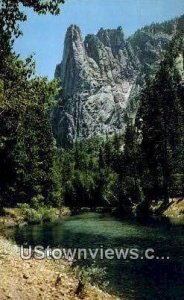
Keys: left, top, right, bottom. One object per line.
{"left": 54, "top": 22, "right": 175, "bottom": 146}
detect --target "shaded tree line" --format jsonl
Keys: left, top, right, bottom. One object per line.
{"left": 0, "top": 0, "right": 65, "bottom": 210}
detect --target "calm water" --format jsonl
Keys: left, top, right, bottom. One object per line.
{"left": 5, "top": 213, "right": 184, "bottom": 299}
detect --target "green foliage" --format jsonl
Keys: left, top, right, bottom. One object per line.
{"left": 39, "top": 206, "right": 56, "bottom": 223}
{"left": 140, "top": 19, "right": 178, "bottom": 35}
{"left": 75, "top": 263, "right": 108, "bottom": 289}
{"left": 18, "top": 203, "right": 56, "bottom": 224}
{"left": 22, "top": 208, "right": 43, "bottom": 224}
{"left": 135, "top": 34, "right": 184, "bottom": 208}
{"left": 0, "top": 0, "right": 64, "bottom": 211}
{"left": 52, "top": 135, "right": 128, "bottom": 209}
{"left": 0, "top": 54, "right": 60, "bottom": 207}
{"left": 51, "top": 152, "right": 64, "bottom": 207}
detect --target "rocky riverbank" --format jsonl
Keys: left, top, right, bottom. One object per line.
{"left": 162, "top": 198, "right": 184, "bottom": 224}
{"left": 0, "top": 237, "right": 118, "bottom": 300}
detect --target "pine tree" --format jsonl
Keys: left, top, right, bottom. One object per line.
{"left": 137, "top": 35, "right": 184, "bottom": 205}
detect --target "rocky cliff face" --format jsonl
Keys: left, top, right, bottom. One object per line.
{"left": 53, "top": 20, "right": 177, "bottom": 146}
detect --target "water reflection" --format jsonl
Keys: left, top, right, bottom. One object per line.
{"left": 6, "top": 213, "right": 184, "bottom": 300}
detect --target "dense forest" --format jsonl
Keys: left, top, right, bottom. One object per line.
{"left": 0, "top": 1, "right": 184, "bottom": 219}
{"left": 0, "top": 0, "right": 64, "bottom": 212}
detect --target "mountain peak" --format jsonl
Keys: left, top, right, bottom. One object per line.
{"left": 53, "top": 19, "right": 177, "bottom": 146}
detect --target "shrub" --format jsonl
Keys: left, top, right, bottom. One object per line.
{"left": 18, "top": 203, "right": 30, "bottom": 215}
{"left": 18, "top": 203, "right": 56, "bottom": 224}
{"left": 39, "top": 207, "right": 56, "bottom": 222}
{"left": 75, "top": 263, "right": 109, "bottom": 289}
{"left": 31, "top": 194, "right": 44, "bottom": 210}
{"left": 23, "top": 208, "right": 42, "bottom": 224}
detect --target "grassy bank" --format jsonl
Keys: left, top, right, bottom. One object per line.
{"left": 0, "top": 206, "right": 71, "bottom": 228}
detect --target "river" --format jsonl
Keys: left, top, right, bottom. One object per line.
{"left": 5, "top": 213, "right": 184, "bottom": 299}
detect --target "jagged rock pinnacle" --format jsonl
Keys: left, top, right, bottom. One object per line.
{"left": 53, "top": 22, "right": 176, "bottom": 146}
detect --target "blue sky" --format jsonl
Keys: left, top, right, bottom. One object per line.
{"left": 14, "top": 0, "right": 184, "bottom": 79}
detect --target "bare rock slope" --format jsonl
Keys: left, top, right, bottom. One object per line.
{"left": 53, "top": 20, "right": 177, "bottom": 146}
